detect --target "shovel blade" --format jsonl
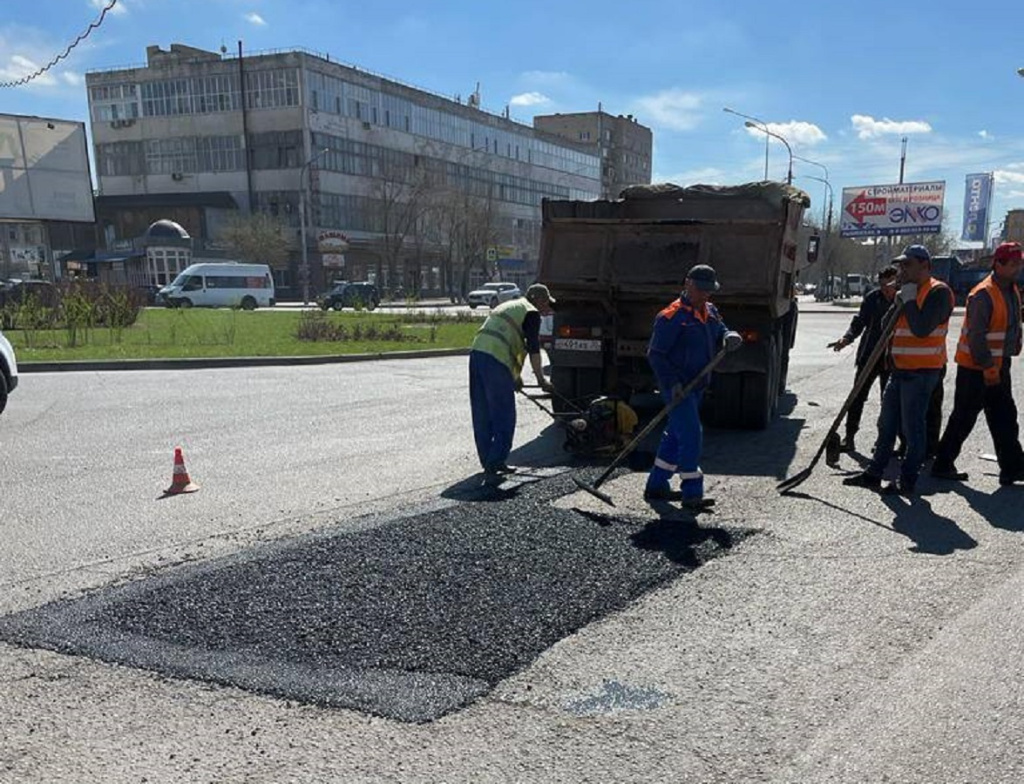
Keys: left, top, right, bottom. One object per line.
{"left": 572, "top": 475, "right": 616, "bottom": 506}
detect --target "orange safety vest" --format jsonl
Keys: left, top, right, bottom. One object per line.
{"left": 890, "top": 277, "right": 953, "bottom": 370}
{"left": 954, "top": 274, "right": 1020, "bottom": 370}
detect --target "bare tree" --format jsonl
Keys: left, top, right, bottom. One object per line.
{"left": 218, "top": 212, "right": 292, "bottom": 267}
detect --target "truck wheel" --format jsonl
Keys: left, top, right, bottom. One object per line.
{"left": 738, "top": 337, "right": 780, "bottom": 429}
{"left": 240, "top": 296, "right": 257, "bottom": 311}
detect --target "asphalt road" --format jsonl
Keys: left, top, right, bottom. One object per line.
{"left": 2, "top": 306, "right": 1023, "bottom": 783}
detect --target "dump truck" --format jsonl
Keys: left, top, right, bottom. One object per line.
{"left": 537, "top": 182, "right": 816, "bottom": 429}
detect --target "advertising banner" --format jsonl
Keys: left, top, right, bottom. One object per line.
{"left": 840, "top": 181, "right": 945, "bottom": 238}
{"left": 961, "top": 172, "right": 993, "bottom": 242}
{"left": 0, "top": 114, "right": 95, "bottom": 223}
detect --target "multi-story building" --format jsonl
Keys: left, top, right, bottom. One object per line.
{"left": 85, "top": 43, "right": 603, "bottom": 299}
{"left": 1004, "top": 209, "right": 1024, "bottom": 245}
{"left": 533, "top": 109, "right": 653, "bottom": 200}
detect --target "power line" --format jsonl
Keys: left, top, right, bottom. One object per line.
{"left": 0, "top": 0, "right": 119, "bottom": 89}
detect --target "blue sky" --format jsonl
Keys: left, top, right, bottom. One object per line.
{"left": 3, "top": 0, "right": 1023, "bottom": 246}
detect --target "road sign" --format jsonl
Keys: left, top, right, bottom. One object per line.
{"left": 839, "top": 181, "right": 945, "bottom": 238}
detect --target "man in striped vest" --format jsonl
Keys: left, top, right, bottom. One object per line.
{"left": 844, "top": 245, "right": 954, "bottom": 496}
{"left": 470, "top": 283, "right": 555, "bottom": 485}
{"left": 930, "top": 242, "right": 1024, "bottom": 486}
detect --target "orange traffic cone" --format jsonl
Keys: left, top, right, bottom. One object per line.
{"left": 163, "top": 446, "right": 199, "bottom": 495}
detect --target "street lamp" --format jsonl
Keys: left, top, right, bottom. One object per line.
{"left": 298, "top": 147, "right": 329, "bottom": 305}
{"left": 801, "top": 174, "right": 833, "bottom": 234}
{"left": 793, "top": 155, "right": 831, "bottom": 227}
{"left": 744, "top": 121, "right": 793, "bottom": 185}
{"left": 723, "top": 106, "right": 770, "bottom": 180}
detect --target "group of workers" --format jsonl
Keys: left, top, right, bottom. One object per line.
{"left": 838, "top": 241, "right": 1024, "bottom": 495}
{"left": 466, "top": 240, "right": 1024, "bottom": 505}
{"left": 467, "top": 266, "right": 741, "bottom": 509}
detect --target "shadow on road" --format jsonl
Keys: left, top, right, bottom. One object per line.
{"left": 939, "top": 484, "right": 1024, "bottom": 533}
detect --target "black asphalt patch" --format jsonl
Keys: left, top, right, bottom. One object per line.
{"left": 0, "top": 470, "right": 753, "bottom": 722}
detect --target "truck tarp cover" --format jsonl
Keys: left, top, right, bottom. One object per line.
{"left": 540, "top": 181, "right": 811, "bottom": 310}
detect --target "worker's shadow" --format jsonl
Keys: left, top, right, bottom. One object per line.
{"left": 881, "top": 495, "right": 978, "bottom": 555}
{"left": 788, "top": 490, "right": 976, "bottom": 555}
{"left": 940, "top": 482, "right": 1024, "bottom": 532}
{"left": 630, "top": 516, "right": 740, "bottom": 567}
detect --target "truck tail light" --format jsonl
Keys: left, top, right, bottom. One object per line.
{"left": 738, "top": 329, "right": 760, "bottom": 343}
{"left": 557, "top": 326, "right": 603, "bottom": 338}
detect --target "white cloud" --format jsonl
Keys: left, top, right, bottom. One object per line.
{"left": 979, "top": 130, "right": 993, "bottom": 139}
{"left": 61, "top": 71, "right": 85, "bottom": 86}
{"left": 509, "top": 91, "right": 550, "bottom": 107}
{"left": 245, "top": 12, "right": 267, "bottom": 26}
{"left": 851, "top": 114, "right": 932, "bottom": 139}
{"left": 90, "top": 0, "right": 127, "bottom": 14}
{"left": 747, "top": 120, "right": 826, "bottom": 147}
{"left": 519, "top": 70, "right": 573, "bottom": 86}
{"left": 995, "top": 169, "right": 1024, "bottom": 185}
{"left": 633, "top": 88, "right": 703, "bottom": 131}
{"left": 0, "top": 54, "right": 57, "bottom": 86}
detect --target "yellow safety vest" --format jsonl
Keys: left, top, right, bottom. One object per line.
{"left": 471, "top": 298, "right": 536, "bottom": 381}
{"left": 954, "top": 274, "right": 1019, "bottom": 370}
{"left": 890, "top": 277, "right": 952, "bottom": 370}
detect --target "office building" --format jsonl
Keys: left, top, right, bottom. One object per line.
{"left": 85, "top": 43, "right": 603, "bottom": 298}
{"left": 533, "top": 109, "right": 653, "bottom": 200}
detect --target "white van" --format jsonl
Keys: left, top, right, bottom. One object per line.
{"left": 160, "top": 262, "right": 275, "bottom": 310}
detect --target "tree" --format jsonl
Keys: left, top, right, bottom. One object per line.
{"left": 218, "top": 212, "right": 292, "bottom": 267}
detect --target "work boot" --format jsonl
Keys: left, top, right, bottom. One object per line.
{"left": 930, "top": 463, "right": 968, "bottom": 481}
{"left": 493, "top": 463, "right": 517, "bottom": 475}
{"left": 483, "top": 469, "right": 503, "bottom": 487}
{"left": 681, "top": 497, "right": 715, "bottom": 511}
{"left": 643, "top": 486, "right": 683, "bottom": 502}
{"left": 843, "top": 471, "right": 882, "bottom": 489}
{"left": 839, "top": 434, "right": 856, "bottom": 454}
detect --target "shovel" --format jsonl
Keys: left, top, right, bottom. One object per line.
{"left": 777, "top": 299, "right": 904, "bottom": 494}
{"left": 572, "top": 346, "right": 729, "bottom": 506}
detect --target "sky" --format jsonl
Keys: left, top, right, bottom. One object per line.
{"left": 2, "top": 0, "right": 1023, "bottom": 248}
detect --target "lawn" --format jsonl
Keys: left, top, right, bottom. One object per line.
{"left": 8, "top": 307, "right": 483, "bottom": 362}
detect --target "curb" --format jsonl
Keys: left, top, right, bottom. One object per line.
{"left": 18, "top": 347, "right": 471, "bottom": 373}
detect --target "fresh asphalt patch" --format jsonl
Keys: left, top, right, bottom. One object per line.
{"left": 0, "top": 469, "right": 754, "bottom": 722}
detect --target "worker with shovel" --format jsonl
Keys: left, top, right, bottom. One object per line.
{"left": 469, "top": 283, "right": 555, "bottom": 485}
{"left": 843, "top": 245, "right": 954, "bottom": 497}
{"left": 645, "top": 264, "right": 741, "bottom": 509}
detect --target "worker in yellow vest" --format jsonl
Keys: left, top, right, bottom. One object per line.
{"left": 844, "top": 245, "right": 954, "bottom": 496}
{"left": 931, "top": 242, "right": 1024, "bottom": 486}
{"left": 469, "top": 283, "right": 555, "bottom": 484}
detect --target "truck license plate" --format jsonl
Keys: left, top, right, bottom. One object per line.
{"left": 554, "top": 338, "right": 602, "bottom": 352}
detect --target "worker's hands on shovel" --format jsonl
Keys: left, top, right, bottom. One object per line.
{"left": 723, "top": 330, "right": 743, "bottom": 352}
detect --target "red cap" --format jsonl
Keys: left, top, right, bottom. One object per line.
{"left": 993, "top": 242, "right": 1022, "bottom": 263}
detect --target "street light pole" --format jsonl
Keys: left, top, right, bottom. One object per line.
{"left": 745, "top": 121, "right": 792, "bottom": 184}
{"left": 793, "top": 154, "right": 831, "bottom": 227}
{"left": 298, "top": 148, "right": 329, "bottom": 306}
{"left": 723, "top": 106, "right": 770, "bottom": 180}
{"left": 801, "top": 174, "right": 833, "bottom": 234}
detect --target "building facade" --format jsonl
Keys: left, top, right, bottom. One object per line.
{"left": 1004, "top": 209, "right": 1024, "bottom": 245}
{"left": 86, "top": 43, "right": 603, "bottom": 299}
{"left": 533, "top": 109, "right": 653, "bottom": 200}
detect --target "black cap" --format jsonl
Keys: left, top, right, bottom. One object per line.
{"left": 686, "top": 264, "right": 720, "bottom": 292}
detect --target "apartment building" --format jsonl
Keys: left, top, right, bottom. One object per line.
{"left": 86, "top": 43, "right": 602, "bottom": 298}
{"left": 533, "top": 109, "right": 653, "bottom": 200}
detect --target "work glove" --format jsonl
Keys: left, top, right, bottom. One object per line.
{"left": 983, "top": 365, "right": 1000, "bottom": 387}
{"left": 723, "top": 331, "right": 743, "bottom": 353}
{"left": 898, "top": 282, "right": 918, "bottom": 303}
{"left": 829, "top": 337, "right": 848, "bottom": 352}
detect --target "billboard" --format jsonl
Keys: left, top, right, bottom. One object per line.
{"left": 840, "top": 180, "right": 945, "bottom": 238}
{"left": 960, "top": 172, "right": 993, "bottom": 243}
{"left": 0, "top": 114, "right": 95, "bottom": 223}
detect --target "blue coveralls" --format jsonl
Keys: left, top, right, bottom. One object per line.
{"left": 645, "top": 294, "right": 727, "bottom": 500}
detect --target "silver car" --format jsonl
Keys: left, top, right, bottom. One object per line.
{"left": 0, "top": 328, "right": 18, "bottom": 416}
{"left": 466, "top": 282, "right": 522, "bottom": 309}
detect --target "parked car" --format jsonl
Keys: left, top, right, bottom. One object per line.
{"left": 0, "top": 279, "right": 59, "bottom": 328}
{"left": 317, "top": 281, "right": 380, "bottom": 311}
{"left": 466, "top": 282, "right": 522, "bottom": 309}
{"left": 0, "top": 327, "right": 18, "bottom": 417}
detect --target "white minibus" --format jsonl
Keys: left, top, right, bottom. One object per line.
{"left": 160, "top": 262, "right": 275, "bottom": 310}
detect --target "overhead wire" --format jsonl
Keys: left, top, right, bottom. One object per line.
{"left": 0, "top": 0, "right": 119, "bottom": 89}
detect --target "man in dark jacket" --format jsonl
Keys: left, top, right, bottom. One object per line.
{"left": 830, "top": 265, "right": 898, "bottom": 453}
